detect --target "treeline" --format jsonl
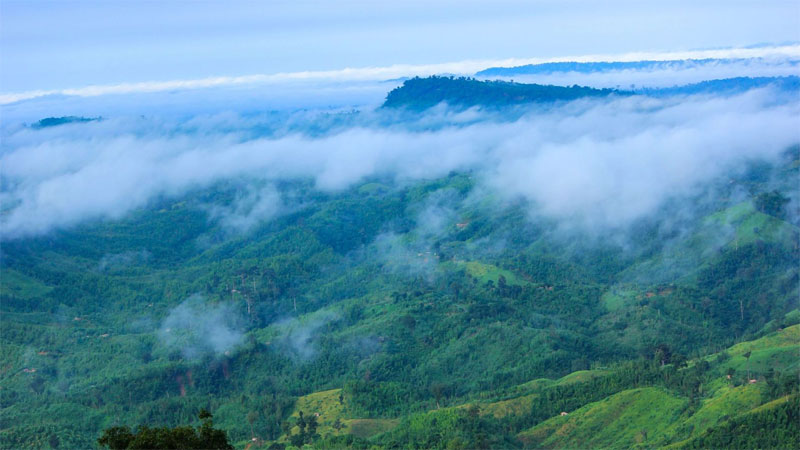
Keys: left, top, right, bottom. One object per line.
{"left": 382, "top": 76, "right": 622, "bottom": 110}
{"left": 680, "top": 395, "right": 800, "bottom": 449}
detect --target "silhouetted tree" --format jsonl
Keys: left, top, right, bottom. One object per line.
{"left": 97, "top": 410, "right": 233, "bottom": 449}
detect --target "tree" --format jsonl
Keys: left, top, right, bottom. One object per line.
{"left": 97, "top": 427, "right": 133, "bottom": 450}
{"left": 497, "top": 275, "right": 507, "bottom": 296}
{"left": 287, "top": 410, "right": 319, "bottom": 446}
{"left": 671, "top": 353, "right": 688, "bottom": 368}
{"left": 430, "top": 383, "right": 447, "bottom": 409}
{"left": 654, "top": 344, "right": 672, "bottom": 366}
{"left": 754, "top": 191, "right": 789, "bottom": 219}
{"left": 744, "top": 351, "right": 753, "bottom": 379}
{"left": 296, "top": 411, "right": 306, "bottom": 435}
{"left": 247, "top": 411, "right": 258, "bottom": 439}
{"left": 306, "top": 413, "right": 319, "bottom": 437}
{"left": 332, "top": 418, "right": 343, "bottom": 434}
{"left": 97, "top": 410, "right": 233, "bottom": 450}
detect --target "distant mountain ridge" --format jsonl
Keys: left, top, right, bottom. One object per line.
{"left": 31, "top": 116, "right": 101, "bottom": 129}
{"left": 382, "top": 76, "right": 800, "bottom": 110}
{"left": 639, "top": 75, "right": 800, "bottom": 96}
{"left": 382, "top": 76, "right": 622, "bottom": 110}
{"left": 476, "top": 57, "right": 800, "bottom": 77}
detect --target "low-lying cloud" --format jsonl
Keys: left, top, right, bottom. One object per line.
{"left": 158, "top": 295, "right": 244, "bottom": 360}
{"left": 1, "top": 86, "right": 798, "bottom": 239}
{"left": 480, "top": 57, "right": 800, "bottom": 89}
{"left": 272, "top": 310, "right": 340, "bottom": 360}
{"left": 97, "top": 249, "right": 152, "bottom": 272}
{"left": 204, "top": 183, "right": 285, "bottom": 233}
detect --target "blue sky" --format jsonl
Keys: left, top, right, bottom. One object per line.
{"left": 2, "top": 0, "right": 798, "bottom": 94}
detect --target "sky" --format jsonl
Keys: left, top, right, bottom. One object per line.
{"left": 1, "top": 0, "right": 799, "bottom": 95}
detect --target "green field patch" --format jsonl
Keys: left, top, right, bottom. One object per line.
{"left": 480, "top": 394, "right": 539, "bottom": 419}
{"left": 666, "top": 392, "right": 797, "bottom": 449}
{"left": 555, "top": 369, "right": 611, "bottom": 386}
{"left": 357, "top": 182, "right": 391, "bottom": 196}
{"left": 747, "top": 393, "right": 794, "bottom": 414}
{"left": 282, "top": 388, "right": 400, "bottom": 441}
{"left": 712, "top": 325, "right": 800, "bottom": 374}
{"left": 288, "top": 389, "right": 345, "bottom": 435}
{"left": 674, "top": 383, "right": 763, "bottom": 439}
{"left": 518, "top": 387, "right": 687, "bottom": 449}
{"left": 454, "top": 260, "right": 529, "bottom": 286}
{"left": 509, "top": 378, "right": 554, "bottom": 394}
{"left": 0, "top": 269, "right": 53, "bottom": 299}
{"left": 341, "top": 418, "right": 399, "bottom": 438}
{"left": 471, "top": 369, "right": 609, "bottom": 419}
{"left": 727, "top": 324, "right": 800, "bottom": 356}
{"left": 601, "top": 288, "right": 637, "bottom": 311}
{"left": 707, "top": 201, "right": 798, "bottom": 247}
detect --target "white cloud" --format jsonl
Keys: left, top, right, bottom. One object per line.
{"left": 1, "top": 86, "right": 797, "bottom": 239}
{"left": 2, "top": 44, "right": 798, "bottom": 105}
{"left": 158, "top": 295, "right": 244, "bottom": 359}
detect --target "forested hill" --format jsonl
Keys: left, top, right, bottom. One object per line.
{"left": 475, "top": 58, "right": 800, "bottom": 77}
{"left": 476, "top": 58, "right": 726, "bottom": 77}
{"left": 382, "top": 76, "right": 621, "bottom": 109}
{"left": 382, "top": 75, "right": 800, "bottom": 111}
{"left": 639, "top": 76, "right": 800, "bottom": 96}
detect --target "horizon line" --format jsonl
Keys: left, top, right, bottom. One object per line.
{"left": 2, "top": 43, "right": 799, "bottom": 105}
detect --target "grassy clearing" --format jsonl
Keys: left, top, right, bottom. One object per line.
{"left": 601, "top": 288, "right": 637, "bottom": 311}
{"left": 480, "top": 394, "right": 539, "bottom": 419}
{"left": 518, "top": 387, "right": 687, "bottom": 449}
{"left": 674, "top": 383, "right": 763, "bottom": 439}
{"left": 727, "top": 324, "right": 800, "bottom": 356}
{"left": 357, "top": 182, "right": 391, "bottom": 196}
{"left": 707, "top": 201, "right": 799, "bottom": 247}
{"left": 476, "top": 370, "right": 609, "bottom": 419}
{"left": 282, "top": 388, "right": 399, "bottom": 440}
{"left": 710, "top": 324, "right": 800, "bottom": 375}
{"left": 555, "top": 369, "right": 611, "bottom": 386}
{"left": 288, "top": 389, "right": 345, "bottom": 436}
{"left": 342, "top": 418, "right": 399, "bottom": 438}
{"left": 0, "top": 268, "right": 53, "bottom": 299}
{"left": 456, "top": 260, "right": 529, "bottom": 286}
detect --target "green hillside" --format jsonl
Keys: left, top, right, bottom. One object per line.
{"left": 259, "top": 324, "right": 798, "bottom": 448}
{"left": 1, "top": 145, "right": 798, "bottom": 449}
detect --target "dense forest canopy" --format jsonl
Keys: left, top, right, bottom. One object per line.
{"left": 382, "top": 75, "right": 800, "bottom": 110}
{"left": 1, "top": 76, "right": 799, "bottom": 449}
{"left": 383, "top": 76, "right": 623, "bottom": 109}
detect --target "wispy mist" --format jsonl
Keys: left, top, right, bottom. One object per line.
{"left": 272, "top": 310, "right": 340, "bottom": 360}
{"left": 480, "top": 57, "right": 800, "bottom": 89}
{"left": 158, "top": 295, "right": 244, "bottom": 359}
{"left": 204, "top": 183, "right": 285, "bottom": 233}
{"left": 97, "top": 249, "right": 152, "bottom": 272}
{"left": 1, "top": 85, "right": 798, "bottom": 239}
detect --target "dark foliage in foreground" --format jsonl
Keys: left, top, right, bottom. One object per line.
{"left": 98, "top": 410, "right": 233, "bottom": 450}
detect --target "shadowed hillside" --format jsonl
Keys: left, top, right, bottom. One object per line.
{"left": 382, "top": 76, "right": 622, "bottom": 110}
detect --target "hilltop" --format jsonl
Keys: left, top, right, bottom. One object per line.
{"left": 382, "top": 76, "right": 622, "bottom": 110}
{"left": 382, "top": 75, "right": 800, "bottom": 111}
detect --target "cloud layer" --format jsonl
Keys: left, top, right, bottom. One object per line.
{"left": 482, "top": 57, "right": 800, "bottom": 89}
{"left": 2, "top": 44, "right": 798, "bottom": 105}
{"left": 1, "top": 86, "right": 798, "bottom": 239}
